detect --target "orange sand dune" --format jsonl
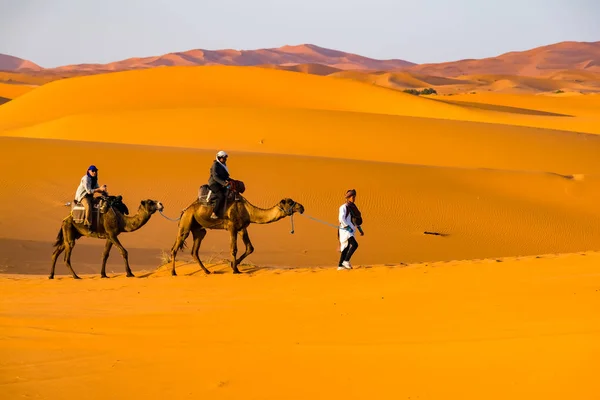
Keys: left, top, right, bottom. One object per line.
{"left": 331, "top": 70, "right": 599, "bottom": 95}
{"left": 0, "top": 71, "right": 54, "bottom": 86}
{"left": 443, "top": 92, "right": 600, "bottom": 118}
{"left": 0, "top": 66, "right": 478, "bottom": 132}
{"left": 2, "top": 252, "right": 599, "bottom": 399}
{"left": 462, "top": 74, "right": 595, "bottom": 93}
{"left": 1, "top": 66, "right": 600, "bottom": 139}
{"left": 0, "top": 82, "right": 34, "bottom": 99}
{"left": 331, "top": 70, "right": 473, "bottom": 88}
{"left": 4, "top": 107, "right": 600, "bottom": 172}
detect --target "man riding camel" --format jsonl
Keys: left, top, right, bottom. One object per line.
{"left": 208, "top": 151, "right": 231, "bottom": 219}
{"left": 74, "top": 165, "right": 108, "bottom": 231}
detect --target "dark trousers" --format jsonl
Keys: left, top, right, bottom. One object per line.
{"left": 339, "top": 236, "right": 359, "bottom": 266}
{"left": 209, "top": 183, "right": 227, "bottom": 216}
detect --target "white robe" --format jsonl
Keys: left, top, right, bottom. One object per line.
{"left": 338, "top": 203, "right": 356, "bottom": 252}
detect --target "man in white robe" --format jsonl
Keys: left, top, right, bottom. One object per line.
{"left": 338, "top": 189, "right": 362, "bottom": 270}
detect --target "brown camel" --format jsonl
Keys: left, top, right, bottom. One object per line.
{"left": 50, "top": 197, "right": 164, "bottom": 279}
{"left": 170, "top": 196, "right": 304, "bottom": 275}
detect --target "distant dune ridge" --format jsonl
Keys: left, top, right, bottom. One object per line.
{"left": 11, "top": 44, "right": 415, "bottom": 73}
{"left": 0, "top": 53, "right": 42, "bottom": 72}
{"left": 1, "top": 41, "right": 598, "bottom": 76}
{"left": 408, "top": 41, "right": 600, "bottom": 77}
{"left": 2, "top": 41, "right": 599, "bottom": 95}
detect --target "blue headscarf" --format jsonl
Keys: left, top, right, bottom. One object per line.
{"left": 87, "top": 165, "right": 98, "bottom": 187}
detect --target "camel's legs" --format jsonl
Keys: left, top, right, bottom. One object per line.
{"left": 234, "top": 228, "right": 255, "bottom": 267}
{"left": 108, "top": 235, "right": 134, "bottom": 277}
{"left": 49, "top": 228, "right": 66, "bottom": 279}
{"left": 229, "top": 228, "right": 241, "bottom": 274}
{"left": 100, "top": 239, "right": 113, "bottom": 278}
{"left": 63, "top": 230, "right": 80, "bottom": 279}
{"left": 191, "top": 227, "right": 210, "bottom": 274}
{"left": 170, "top": 213, "right": 194, "bottom": 276}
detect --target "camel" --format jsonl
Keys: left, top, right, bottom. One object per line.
{"left": 50, "top": 196, "right": 164, "bottom": 279}
{"left": 169, "top": 195, "right": 304, "bottom": 275}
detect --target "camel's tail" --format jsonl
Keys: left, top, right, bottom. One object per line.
{"left": 179, "top": 237, "right": 188, "bottom": 250}
{"left": 53, "top": 227, "right": 64, "bottom": 248}
{"left": 173, "top": 232, "right": 189, "bottom": 252}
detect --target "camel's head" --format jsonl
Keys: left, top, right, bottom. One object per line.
{"left": 278, "top": 198, "right": 304, "bottom": 216}
{"left": 140, "top": 199, "right": 164, "bottom": 214}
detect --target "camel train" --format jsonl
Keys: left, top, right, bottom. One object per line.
{"left": 50, "top": 173, "right": 305, "bottom": 279}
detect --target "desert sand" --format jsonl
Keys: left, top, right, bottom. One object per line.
{"left": 1, "top": 65, "right": 599, "bottom": 399}
{"left": 2, "top": 254, "right": 599, "bottom": 399}
{"left": 0, "top": 82, "right": 33, "bottom": 100}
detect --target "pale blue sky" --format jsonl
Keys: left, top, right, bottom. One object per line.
{"left": 1, "top": 0, "right": 598, "bottom": 68}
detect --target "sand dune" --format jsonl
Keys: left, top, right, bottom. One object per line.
{"left": 0, "top": 71, "right": 56, "bottom": 86}
{"left": 258, "top": 62, "right": 342, "bottom": 76}
{"left": 5, "top": 106, "right": 600, "bottom": 171}
{"left": 49, "top": 44, "right": 415, "bottom": 73}
{"left": 331, "top": 70, "right": 600, "bottom": 95}
{"left": 0, "top": 53, "right": 42, "bottom": 72}
{"left": 462, "top": 74, "right": 595, "bottom": 93}
{"left": 0, "top": 82, "right": 34, "bottom": 100}
{"left": 2, "top": 252, "right": 599, "bottom": 399}
{"left": 331, "top": 70, "right": 472, "bottom": 88}
{"left": 2, "top": 66, "right": 599, "bottom": 139}
{"left": 442, "top": 92, "right": 600, "bottom": 118}
{"left": 547, "top": 69, "right": 600, "bottom": 84}
{"left": 408, "top": 41, "right": 600, "bottom": 77}
{"left": 0, "top": 66, "right": 475, "bottom": 132}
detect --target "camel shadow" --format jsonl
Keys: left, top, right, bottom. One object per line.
{"left": 182, "top": 264, "right": 266, "bottom": 276}
{"left": 185, "top": 269, "right": 226, "bottom": 276}
{"left": 239, "top": 265, "right": 263, "bottom": 274}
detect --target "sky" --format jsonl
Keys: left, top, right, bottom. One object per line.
{"left": 1, "top": 0, "right": 598, "bottom": 68}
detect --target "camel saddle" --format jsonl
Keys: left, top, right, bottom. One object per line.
{"left": 71, "top": 195, "right": 129, "bottom": 229}
{"left": 198, "top": 179, "right": 246, "bottom": 207}
{"left": 71, "top": 199, "right": 100, "bottom": 225}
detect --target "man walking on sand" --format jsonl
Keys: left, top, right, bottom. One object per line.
{"left": 338, "top": 189, "right": 363, "bottom": 270}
